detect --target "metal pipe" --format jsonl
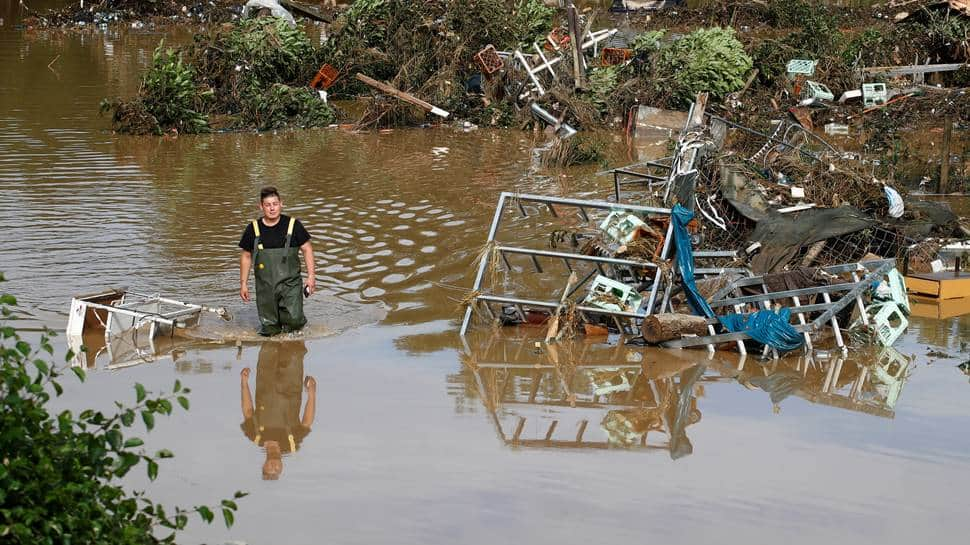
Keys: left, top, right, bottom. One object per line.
{"left": 460, "top": 195, "right": 508, "bottom": 336}
{"left": 497, "top": 246, "right": 657, "bottom": 269}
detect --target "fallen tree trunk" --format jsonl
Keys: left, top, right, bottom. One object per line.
{"left": 641, "top": 313, "right": 710, "bottom": 343}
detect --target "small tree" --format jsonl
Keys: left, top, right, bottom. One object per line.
{"left": 0, "top": 272, "right": 244, "bottom": 543}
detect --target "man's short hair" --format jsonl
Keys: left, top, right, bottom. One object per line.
{"left": 260, "top": 186, "right": 280, "bottom": 202}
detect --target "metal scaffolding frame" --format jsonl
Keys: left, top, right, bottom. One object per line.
{"left": 459, "top": 192, "right": 676, "bottom": 336}
{"left": 660, "top": 259, "right": 897, "bottom": 352}
{"left": 461, "top": 338, "right": 714, "bottom": 452}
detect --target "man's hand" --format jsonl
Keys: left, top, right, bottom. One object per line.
{"left": 241, "top": 367, "right": 251, "bottom": 381}
{"left": 304, "top": 277, "right": 316, "bottom": 296}
{"left": 304, "top": 376, "right": 316, "bottom": 393}
{"left": 240, "top": 284, "right": 250, "bottom": 302}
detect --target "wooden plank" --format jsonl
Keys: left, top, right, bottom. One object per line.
{"left": 907, "top": 273, "right": 970, "bottom": 299}
{"left": 355, "top": 73, "right": 450, "bottom": 118}
{"left": 940, "top": 115, "right": 952, "bottom": 194}
{"left": 910, "top": 295, "right": 970, "bottom": 319}
{"left": 863, "top": 63, "right": 967, "bottom": 77}
{"left": 566, "top": 2, "right": 586, "bottom": 89}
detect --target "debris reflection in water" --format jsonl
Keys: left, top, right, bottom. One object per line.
{"left": 457, "top": 333, "right": 914, "bottom": 458}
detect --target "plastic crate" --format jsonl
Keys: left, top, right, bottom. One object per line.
{"left": 545, "top": 27, "right": 570, "bottom": 51}
{"left": 786, "top": 59, "right": 817, "bottom": 77}
{"left": 474, "top": 44, "right": 504, "bottom": 75}
{"left": 601, "top": 47, "right": 633, "bottom": 66}
{"left": 310, "top": 63, "right": 339, "bottom": 90}
{"left": 599, "top": 211, "right": 647, "bottom": 244}
{"left": 871, "top": 302, "right": 908, "bottom": 347}
{"left": 862, "top": 82, "right": 888, "bottom": 107}
{"left": 583, "top": 275, "right": 643, "bottom": 313}
{"left": 803, "top": 80, "right": 834, "bottom": 101}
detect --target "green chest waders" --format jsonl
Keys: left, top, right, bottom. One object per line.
{"left": 252, "top": 217, "right": 307, "bottom": 336}
{"left": 251, "top": 343, "right": 304, "bottom": 452}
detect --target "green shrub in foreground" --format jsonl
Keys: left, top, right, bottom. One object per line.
{"left": 0, "top": 273, "right": 243, "bottom": 543}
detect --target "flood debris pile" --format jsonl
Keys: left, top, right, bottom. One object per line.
{"left": 24, "top": 0, "right": 240, "bottom": 28}
{"left": 320, "top": 0, "right": 557, "bottom": 128}
{"left": 103, "top": 17, "right": 335, "bottom": 134}
{"left": 461, "top": 90, "right": 968, "bottom": 361}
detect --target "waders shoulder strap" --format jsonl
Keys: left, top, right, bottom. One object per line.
{"left": 252, "top": 220, "right": 264, "bottom": 251}
{"left": 285, "top": 217, "right": 296, "bottom": 247}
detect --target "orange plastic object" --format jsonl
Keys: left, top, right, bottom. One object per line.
{"left": 601, "top": 48, "right": 633, "bottom": 66}
{"left": 545, "top": 27, "right": 570, "bottom": 51}
{"left": 474, "top": 44, "right": 504, "bottom": 75}
{"left": 310, "top": 64, "right": 339, "bottom": 90}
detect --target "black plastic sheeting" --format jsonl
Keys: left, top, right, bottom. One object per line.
{"left": 747, "top": 206, "right": 875, "bottom": 273}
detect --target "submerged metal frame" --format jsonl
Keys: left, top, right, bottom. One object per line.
{"left": 459, "top": 192, "right": 673, "bottom": 336}
{"left": 660, "top": 259, "right": 898, "bottom": 351}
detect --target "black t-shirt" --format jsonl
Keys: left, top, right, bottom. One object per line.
{"left": 238, "top": 214, "right": 310, "bottom": 252}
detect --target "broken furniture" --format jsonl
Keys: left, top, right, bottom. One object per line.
{"left": 459, "top": 192, "right": 678, "bottom": 337}
{"left": 66, "top": 289, "right": 229, "bottom": 368}
{"left": 661, "top": 259, "right": 901, "bottom": 354}
{"left": 460, "top": 337, "right": 707, "bottom": 455}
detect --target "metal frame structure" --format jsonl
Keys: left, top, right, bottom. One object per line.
{"left": 459, "top": 192, "right": 674, "bottom": 336}
{"left": 660, "top": 259, "right": 896, "bottom": 352}
{"left": 458, "top": 336, "right": 909, "bottom": 455}
{"left": 460, "top": 337, "right": 713, "bottom": 452}
{"left": 67, "top": 289, "right": 229, "bottom": 342}
{"left": 514, "top": 29, "right": 619, "bottom": 96}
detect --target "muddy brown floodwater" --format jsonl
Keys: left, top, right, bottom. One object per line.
{"left": 3, "top": 3, "right": 970, "bottom": 545}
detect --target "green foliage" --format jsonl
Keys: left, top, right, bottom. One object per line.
{"left": 512, "top": 0, "right": 556, "bottom": 46}
{"left": 201, "top": 17, "right": 315, "bottom": 90}
{"left": 656, "top": 27, "right": 753, "bottom": 106}
{"left": 632, "top": 30, "right": 666, "bottom": 57}
{"left": 764, "top": 0, "right": 818, "bottom": 28}
{"left": 586, "top": 65, "right": 621, "bottom": 116}
{"left": 0, "top": 276, "right": 244, "bottom": 543}
{"left": 841, "top": 28, "right": 885, "bottom": 66}
{"left": 246, "top": 84, "right": 336, "bottom": 131}
{"left": 142, "top": 44, "right": 210, "bottom": 134}
{"left": 107, "top": 18, "right": 334, "bottom": 134}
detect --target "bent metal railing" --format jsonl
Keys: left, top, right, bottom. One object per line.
{"left": 459, "top": 192, "right": 674, "bottom": 336}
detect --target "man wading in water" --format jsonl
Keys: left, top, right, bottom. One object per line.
{"left": 239, "top": 186, "right": 315, "bottom": 336}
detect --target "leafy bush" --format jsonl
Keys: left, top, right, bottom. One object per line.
{"left": 656, "top": 27, "right": 753, "bottom": 106}
{"left": 0, "top": 273, "right": 243, "bottom": 543}
{"left": 512, "top": 0, "right": 556, "bottom": 46}
{"left": 107, "top": 18, "right": 334, "bottom": 134}
{"left": 246, "top": 84, "right": 336, "bottom": 131}
{"left": 632, "top": 30, "right": 666, "bottom": 57}
{"left": 141, "top": 45, "right": 210, "bottom": 134}
{"left": 586, "top": 65, "right": 621, "bottom": 116}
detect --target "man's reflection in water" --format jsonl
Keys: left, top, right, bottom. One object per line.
{"left": 239, "top": 341, "right": 316, "bottom": 480}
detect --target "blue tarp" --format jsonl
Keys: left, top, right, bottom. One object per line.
{"left": 671, "top": 204, "right": 804, "bottom": 353}
{"left": 719, "top": 308, "right": 805, "bottom": 353}
{"left": 671, "top": 204, "right": 716, "bottom": 319}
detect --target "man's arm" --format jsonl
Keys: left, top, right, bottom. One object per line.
{"left": 301, "top": 376, "right": 316, "bottom": 428}
{"left": 240, "top": 250, "right": 252, "bottom": 302}
{"left": 300, "top": 241, "right": 315, "bottom": 295}
{"left": 240, "top": 368, "right": 254, "bottom": 419}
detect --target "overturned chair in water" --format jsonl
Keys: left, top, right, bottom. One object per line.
{"left": 66, "top": 288, "right": 231, "bottom": 369}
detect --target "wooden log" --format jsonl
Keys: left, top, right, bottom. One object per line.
{"left": 354, "top": 73, "right": 450, "bottom": 118}
{"left": 863, "top": 63, "right": 967, "bottom": 77}
{"left": 566, "top": 3, "right": 586, "bottom": 90}
{"left": 641, "top": 313, "right": 711, "bottom": 344}
{"left": 939, "top": 115, "right": 952, "bottom": 194}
